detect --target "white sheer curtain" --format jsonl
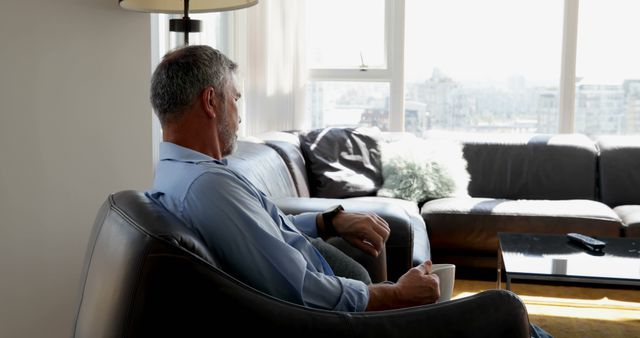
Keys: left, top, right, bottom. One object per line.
{"left": 234, "top": 0, "right": 308, "bottom": 137}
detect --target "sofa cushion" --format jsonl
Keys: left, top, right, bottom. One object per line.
{"left": 422, "top": 197, "right": 622, "bottom": 255}
{"left": 460, "top": 134, "right": 598, "bottom": 200}
{"left": 299, "top": 127, "right": 383, "bottom": 198}
{"left": 597, "top": 136, "right": 640, "bottom": 207}
{"left": 614, "top": 205, "right": 640, "bottom": 237}
{"left": 258, "top": 131, "right": 311, "bottom": 198}
{"left": 377, "top": 134, "right": 470, "bottom": 203}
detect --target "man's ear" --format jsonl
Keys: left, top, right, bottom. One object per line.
{"left": 202, "top": 86, "right": 217, "bottom": 119}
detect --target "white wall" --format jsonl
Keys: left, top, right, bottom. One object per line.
{"left": 0, "top": 1, "right": 152, "bottom": 337}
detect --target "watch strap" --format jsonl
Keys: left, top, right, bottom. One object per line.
{"left": 322, "top": 205, "right": 344, "bottom": 237}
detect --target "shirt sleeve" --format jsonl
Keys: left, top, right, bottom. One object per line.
{"left": 287, "top": 212, "right": 320, "bottom": 237}
{"left": 180, "top": 170, "right": 369, "bottom": 312}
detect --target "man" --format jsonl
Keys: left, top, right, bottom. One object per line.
{"left": 146, "top": 45, "right": 440, "bottom": 312}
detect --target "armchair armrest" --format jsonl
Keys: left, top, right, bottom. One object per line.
{"left": 350, "top": 289, "right": 531, "bottom": 338}
{"left": 130, "top": 254, "right": 531, "bottom": 338}
{"left": 274, "top": 197, "right": 413, "bottom": 281}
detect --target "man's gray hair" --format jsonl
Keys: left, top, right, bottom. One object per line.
{"left": 150, "top": 45, "right": 238, "bottom": 124}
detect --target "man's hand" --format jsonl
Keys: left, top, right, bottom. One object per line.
{"left": 393, "top": 260, "right": 440, "bottom": 305}
{"left": 366, "top": 260, "right": 440, "bottom": 311}
{"left": 329, "top": 211, "right": 390, "bottom": 257}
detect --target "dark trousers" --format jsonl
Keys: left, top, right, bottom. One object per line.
{"left": 309, "top": 237, "right": 372, "bottom": 284}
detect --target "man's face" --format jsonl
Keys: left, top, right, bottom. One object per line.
{"left": 217, "top": 76, "right": 241, "bottom": 157}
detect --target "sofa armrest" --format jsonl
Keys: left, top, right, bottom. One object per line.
{"left": 275, "top": 197, "right": 413, "bottom": 282}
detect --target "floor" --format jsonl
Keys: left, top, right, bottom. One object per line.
{"left": 452, "top": 278, "right": 640, "bottom": 338}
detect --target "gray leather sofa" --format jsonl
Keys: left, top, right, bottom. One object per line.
{"left": 421, "top": 134, "right": 623, "bottom": 269}
{"left": 231, "top": 131, "right": 638, "bottom": 275}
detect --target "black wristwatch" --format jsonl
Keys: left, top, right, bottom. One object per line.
{"left": 321, "top": 204, "right": 344, "bottom": 237}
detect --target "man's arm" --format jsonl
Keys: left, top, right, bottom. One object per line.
{"left": 185, "top": 170, "right": 370, "bottom": 311}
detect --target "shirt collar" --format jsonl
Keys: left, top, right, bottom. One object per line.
{"left": 159, "top": 142, "right": 227, "bottom": 165}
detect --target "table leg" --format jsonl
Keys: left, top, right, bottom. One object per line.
{"left": 497, "top": 259, "right": 501, "bottom": 289}
{"left": 497, "top": 248, "right": 503, "bottom": 289}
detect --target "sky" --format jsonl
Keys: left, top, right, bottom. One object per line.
{"left": 404, "top": 0, "right": 563, "bottom": 85}
{"left": 575, "top": 0, "right": 640, "bottom": 84}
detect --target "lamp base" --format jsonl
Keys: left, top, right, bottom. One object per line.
{"left": 169, "top": 18, "right": 202, "bottom": 33}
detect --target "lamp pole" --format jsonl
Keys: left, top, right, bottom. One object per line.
{"left": 168, "top": 0, "right": 202, "bottom": 46}
{"left": 183, "top": 0, "right": 190, "bottom": 45}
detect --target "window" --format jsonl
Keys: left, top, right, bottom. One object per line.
{"left": 575, "top": 0, "right": 640, "bottom": 136}
{"left": 404, "top": 0, "right": 563, "bottom": 136}
{"left": 304, "top": 0, "right": 640, "bottom": 137}
{"left": 305, "top": 0, "right": 395, "bottom": 130}
{"left": 307, "top": 81, "right": 390, "bottom": 129}
{"left": 306, "top": 0, "right": 386, "bottom": 69}
{"left": 156, "top": 0, "right": 640, "bottom": 137}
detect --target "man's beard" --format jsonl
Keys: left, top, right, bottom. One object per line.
{"left": 218, "top": 111, "right": 238, "bottom": 157}
{"left": 222, "top": 133, "right": 238, "bottom": 156}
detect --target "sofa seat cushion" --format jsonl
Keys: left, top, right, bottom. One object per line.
{"left": 614, "top": 205, "right": 640, "bottom": 237}
{"left": 421, "top": 197, "right": 622, "bottom": 254}
{"left": 348, "top": 196, "right": 430, "bottom": 266}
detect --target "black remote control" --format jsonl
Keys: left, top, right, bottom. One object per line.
{"left": 567, "top": 233, "right": 606, "bottom": 252}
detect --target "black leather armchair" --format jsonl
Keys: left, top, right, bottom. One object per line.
{"left": 73, "top": 190, "right": 532, "bottom": 338}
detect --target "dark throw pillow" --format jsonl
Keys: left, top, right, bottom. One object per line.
{"left": 299, "top": 127, "right": 382, "bottom": 198}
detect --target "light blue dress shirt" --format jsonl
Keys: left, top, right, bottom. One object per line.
{"left": 147, "top": 142, "right": 369, "bottom": 312}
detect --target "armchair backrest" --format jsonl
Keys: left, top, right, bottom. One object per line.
{"left": 72, "top": 190, "right": 215, "bottom": 337}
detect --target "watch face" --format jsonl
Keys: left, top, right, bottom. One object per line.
{"left": 325, "top": 205, "right": 344, "bottom": 218}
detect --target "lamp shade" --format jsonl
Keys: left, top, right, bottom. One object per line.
{"left": 119, "top": 0, "right": 258, "bottom": 14}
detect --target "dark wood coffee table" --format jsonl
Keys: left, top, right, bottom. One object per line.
{"left": 497, "top": 232, "right": 640, "bottom": 290}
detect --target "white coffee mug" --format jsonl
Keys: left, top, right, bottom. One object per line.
{"left": 431, "top": 263, "right": 456, "bottom": 302}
